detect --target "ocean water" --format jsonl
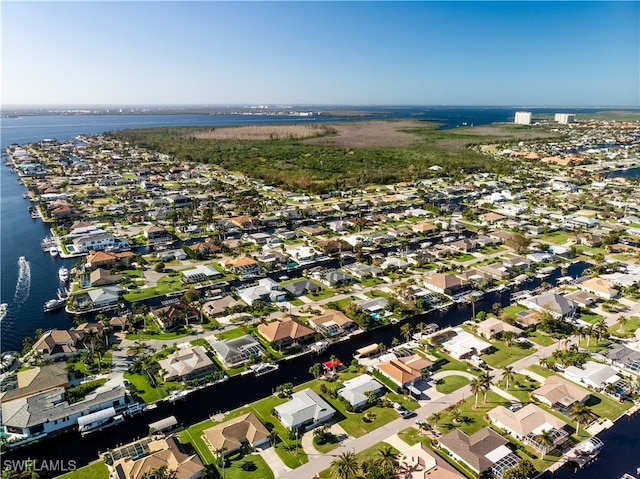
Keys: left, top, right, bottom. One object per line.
{"left": 1, "top": 107, "right": 637, "bottom": 477}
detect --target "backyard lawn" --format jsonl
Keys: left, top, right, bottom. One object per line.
{"left": 56, "top": 461, "right": 108, "bottom": 479}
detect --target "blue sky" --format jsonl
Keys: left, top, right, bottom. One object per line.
{"left": 2, "top": 1, "right": 638, "bottom": 107}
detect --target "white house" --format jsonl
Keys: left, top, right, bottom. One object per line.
{"left": 337, "top": 374, "right": 384, "bottom": 409}
{"left": 274, "top": 388, "right": 335, "bottom": 430}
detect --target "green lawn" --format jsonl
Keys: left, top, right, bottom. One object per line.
{"left": 501, "top": 304, "right": 527, "bottom": 319}
{"left": 216, "top": 453, "right": 274, "bottom": 479}
{"left": 126, "top": 326, "right": 193, "bottom": 341}
{"left": 585, "top": 391, "right": 634, "bottom": 421}
{"left": 482, "top": 340, "right": 534, "bottom": 369}
{"left": 527, "top": 364, "right": 554, "bottom": 378}
{"left": 537, "top": 231, "right": 572, "bottom": 245}
{"left": 313, "top": 435, "right": 341, "bottom": 454}
{"left": 578, "top": 312, "right": 605, "bottom": 325}
{"left": 55, "top": 461, "right": 108, "bottom": 479}
{"left": 608, "top": 316, "right": 640, "bottom": 337}
{"left": 430, "top": 351, "right": 482, "bottom": 375}
{"left": 526, "top": 331, "right": 556, "bottom": 347}
{"left": 435, "top": 375, "right": 471, "bottom": 394}
{"left": 430, "top": 391, "right": 510, "bottom": 435}
{"left": 496, "top": 373, "right": 539, "bottom": 404}
{"left": 318, "top": 442, "right": 401, "bottom": 479}
{"left": 123, "top": 371, "right": 174, "bottom": 403}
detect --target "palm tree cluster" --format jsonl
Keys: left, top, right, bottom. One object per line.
{"left": 330, "top": 446, "right": 400, "bottom": 479}
{"left": 470, "top": 372, "right": 493, "bottom": 409}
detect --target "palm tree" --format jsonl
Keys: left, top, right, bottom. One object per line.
{"left": 570, "top": 403, "right": 592, "bottom": 435}
{"left": 330, "top": 354, "right": 339, "bottom": 374}
{"left": 480, "top": 372, "right": 492, "bottom": 403}
{"left": 594, "top": 319, "right": 609, "bottom": 344}
{"left": 309, "top": 363, "right": 322, "bottom": 379}
{"left": 451, "top": 407, "right": 462, "bottom": 424}
{"left": 470, "top": 377, "right": 483, "bottom": 409}
{"left": 536, "top": 429, "right": 555, "bottom": 458}
{"left": 331, "top": 451, "right": 359, "bottom": 479}
{"left": 617, "top": 315, "right": 629, "bottom": 333}
{"left": 376, "top": 445, "right": 399, "bottom": 477}
{"left": 584, "top": 324, "right": 595, "bottom": 347}
{"left": 502, "top": 366, "right": 515, "bottom": 391}
{"left": 400, "top": 323, "right": 412, "bottom": 342}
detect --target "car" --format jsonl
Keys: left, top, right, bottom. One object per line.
{"left": 415, "top": 418, "right": 425, "bottom": 426}
{"left": 401, "top": 410, "right": 417, "bottom": 419}
{"left": 392, "top": 402, "right": 403, "bottom": 411}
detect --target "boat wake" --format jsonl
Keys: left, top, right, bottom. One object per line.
{"left": 13, "top": 256, "right": 31, "bottom": 306}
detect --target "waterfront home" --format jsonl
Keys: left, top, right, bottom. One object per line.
{"left": 564, "top": 361, "right": 623, "bottom": 391}
{"left": 518, "top": 293, "right": 577, "bottom": 320}
{"left": 283, "top": 279, "right": 322, "bottom": 297}
{"left": 343, "top": 262, "right": 383, "bottom": 279}
{"left": 475, "top": 317, "right": 523, "bottom": 340}
{"left": 578, "top": 277, "right": 619, "bottom": 299}
{"left": 72, "top": 233, "right": 118, "bottom": 253}
{"left": 220, "top": 256, "right": 263, "bottom": 277}
{"left": 532, "top": 376, "right": 590, "bottom": 413}
{"left": 112, "top": 435, "right": 204, "bottom": 479}
{"left": 438, "top": 428, "right": 520, "bottom": 478}
{"left": 488, "top": 404, "right": 569, "bottom": 456}
{"left": 373, "top": 354, "right": 433, "bottom": 390}
{"left": 257, "top": 317, "right": 315, "bottom": 351}
{"left": 188, "top": 238, "right": 221, "bottom": 256}
{"left": 396, "top": 442, "right": 466, "bottom": 479}
{"left": 311, "top": 268, "right": 353, "bottom": 288}
{"left": 181, "top": 265, "right": 222, "bottom": 284}
{"left": 337, "top": 374, "right": 385, "bottom": 410}
{"left": 210, "top": 335, "right": 265, "bottom": 368}
{"left": 0, "top": 363, "right": 68, "bottom": 403}
{"left": 273, "top": 388, "right": 335, "bottom": 430}
{"left": 423, "top": 273, "right": 472, "bottom": 297}
{"left": 202, "top": 295, "right": 243, "bottom": 318}
{"left": 230, "top": 215, "right": 261, "bottom": 230}
{"left": 202, "top": 413, "right": 269, "bottom": 457}
{"left": 1, "top": 385, "right": 129, "bottom": 444}
{"left": 237, "top": 278, "right": 285, "bottom": 305}
{"left": 88, "top": 268, "right": 122, "bottom": 287}
{"left": 440, "top": 328, "right": 492, "bottom": 360}
{"left": 32, "top": 329, "right": 87, "bottom": 361}
{"left": 353, "top": 296, "right": 388, "bottom": 314}
{"left": 307, "top": 309, "right": 356, "bottom": 337}
{"left": 158, "top": 346, "right": 216, "bottom": 382}
{"left": 85, "top": 250, "right": 134, "bottom": 270}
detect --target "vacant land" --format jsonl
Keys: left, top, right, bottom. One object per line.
{"left": 304, "top": 120, "right": 420, "bottom": 148}
{"left": 191, "top": 123, "right": 335, "bottom": 141}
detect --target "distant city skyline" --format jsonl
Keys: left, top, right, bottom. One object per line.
{"left": 2, "top": 1, "right": 638, "bottom": 107}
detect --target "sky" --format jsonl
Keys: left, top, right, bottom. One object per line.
{"left": 1, "top": 1, "right": 639, "bottom": 107}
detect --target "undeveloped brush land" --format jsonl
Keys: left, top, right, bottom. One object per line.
{"left": 189, "top": 124, "right": 335, "bottom": 141}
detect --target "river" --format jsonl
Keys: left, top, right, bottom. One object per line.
{"left": 0, "top": 108, "right": 636, "bottom": 478}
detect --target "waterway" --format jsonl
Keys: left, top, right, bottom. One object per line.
{"left": 0, "top": 107, "right": 636, "bottom": 477}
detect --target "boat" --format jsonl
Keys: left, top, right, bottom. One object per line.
{"left": 78, "top": 407, "right": 125, "bottom": 436}
{"left": 166, "top": 390, "right": 189, "bottom": 403}
{"left": 41, "top": 236, "right": 57, "bottom": 251}
{"left": 19, "top": 256, "right": 27, "bottom": 267}
{"left": 49, "top": 248, "right": 59, "bottom": 257}
{"left": 250, "top": 363, "right": 280, "bottom": 376}
{"left": 44, "top": 298, "right": 66, "bottom": 312}
{"left": 58, "top": 266, "right": 69, "bottom": 282}
{"left": 0, "top": 303, "right": 7, "bottom": 321}
{"left": 0, "top": 351, "right": 17, "bottom": 373}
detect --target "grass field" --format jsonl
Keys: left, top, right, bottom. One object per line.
{"left": 56, "top": 461, "right": 108, "bottom": 479}
{"left": 435, "top": 375, "right": 471, "bottom": 394}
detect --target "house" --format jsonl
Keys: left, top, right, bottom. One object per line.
{"left": 158, "top": 346, "right": 216, "bottom": 382}
{"left": 283, "top": 279, "right": 322, "bottom": 297}
{"left": 307, "top": 310, "right": 355, "bottom": 336}
{"left": 0, "top": 363, "right": 68, "bottom": 403}
{"left": 151, "top": 303, "right": 198, "bottom": 330}
{"left": 440, "top": 328, "right": 492, "bottom": 360}
{"left": 143, "top": 225, "right": 173, "bottom": 243}
{"left": 487, "top": 404, "right": 568, "bottom": 455}
{"left": 518, "top": 293, "right": 577, "bottom": 320}
{"left": 237, "top": 278, "right": 286, "bottom": 306}
{"left": 311, "top": 269, "right": 353, "bottom": 288}
{"left": 202, "top": 413, "right": 270, "bottom": 457}
{"left": 72, "top": 233, "right": 119, "bottom": 253}
{"left": 112, "top": 435, "right": 204, "bottom": 479}
{"left": 273, "top": 388, "right": 335, "bottom": 430}
{"left": 221, "top": 256, "right": 263, "bottom": 277}
{"left": 230, "top": 215, "right": 260, "bottom": 230}
{"left": 353, "top": 296, "right": 388, "bottom": 314}
{"left": 32, "top": 329, "right": 87, "bottom": 361}
{"left": 449, "top": 238, "right": 476, "bottom": 253}
{"left": 210, "top": 335, "right": 265, "bottom": 368}
{"left": 88, "top": 268, "right": 122, "bottom": 287}
{"left": 578, "top": 277, "right": 619, "bottom": 299}
{"left": 202, "top": 296, "right": 243, "bottom": 318}
{"left": 373, "top": 354, "right": 433, "bottom": 389}
{"left": 532, "top": 376, "right": 590, "bottom": 413}
{"left": 182, "top": 265, "right": 222, "bottom": 284}
{"left": 85, "top": 250, "right": 134, "bottom": 270}
{"left": 412, "top": 222, "right": 439, "bottom": 234}
{"left": 257, "top": 317, "right": 316, "bottom": 350}
{"left": 475, "top": 317, "right": 523, "bottom": 340}
{"left": 564, "top": 361, "right": 622, "bottom": 391}
{"left": 380, "top": 257, "right": 410, "bottom": 271}
{"left": 438, "top": 428, "right": 519, "bottom": 477}
{"left": 606, "top": 343, "right": 640, "bottom": 374}
{"left": 2, "top": 385, "right": 129, "bottom": 443}
{"left": 337, "top": 374, "right": 385, "bottom": 409}
{"left": 343, "top": 262, "right": 383, "bottom": 279}
{"left": 423, "top": 273, "right": 472, "bottom": 297}
{"left": 396, "top": 442, "right": 466, "bottom": 479}
{"left": 189, "top": 238, "right": 221, "bottom": 256}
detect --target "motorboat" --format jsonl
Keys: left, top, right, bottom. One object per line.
{"left": 44, "top": 298, "right": 66, "bottom": 312}
{"left": 58, "top": 266, "right": 69, "bottom": 282}
{"left": 0, "top": 303, "right": 7, "bottom": 322}
{"left": 49, "top": 248, "right": 59, "bottom": 257}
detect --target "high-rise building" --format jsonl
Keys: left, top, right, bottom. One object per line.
{"left": 554, "top": 113, "right": 575, "bottom": 124}
{"left": 514, "top": 111, "right": 532, "bottom": 125}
